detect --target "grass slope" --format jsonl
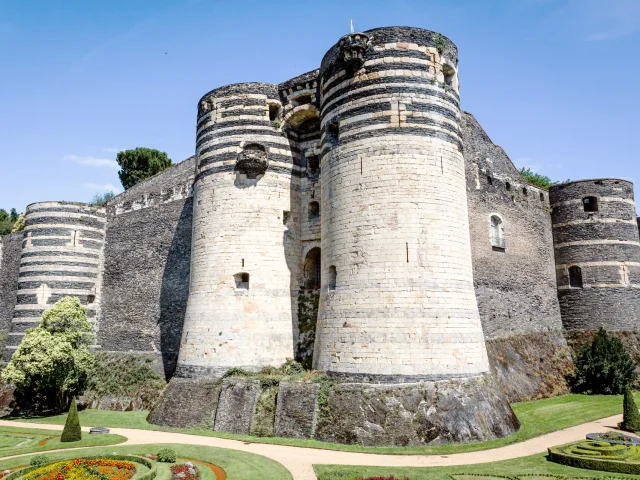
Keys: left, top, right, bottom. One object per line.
{"left": 0, "top": 424, "right": 126, "bottom": 457}
{"left": 314, "top": 453, "right": 640, "bottom": 479}
{"left": 0, "top": 443, "right": 292, "bottom": 480}
{"left": 9, "top": 393, "right": 636, "bottom": 455}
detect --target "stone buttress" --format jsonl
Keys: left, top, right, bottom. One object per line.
{"left": 4, "top": 201, "right": 106, "bottom": 359}
{"left": 313, "top": 27, "right": 490, "bottom": 380}
{"left": 175, "top": 82, "right": 299, "bottom": 378}
{"left": 550, "top": 179, "right": 640, "bottom": 330}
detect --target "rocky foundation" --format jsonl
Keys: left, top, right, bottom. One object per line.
{"left": 148, "top": 373, "right": 519, "bottom": 446}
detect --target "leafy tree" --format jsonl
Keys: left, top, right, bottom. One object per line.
{"left": 116, "top": 148, "right": 172, "bottom": 190}
{"left": 2, "top": 297, "right": 95, "bottom": 411}
{"left": 519, "top": 168, "right": 557, "bottom": 190}
{"left": 60, "top": 397, "right": 82, "bottom": 442}
{"left": 621, "top": 385, "right": 640, "bottom": 432}
{"left": 90, "top": 191, "right": 116, "bottom": 206}
{"left": 0, "top": 208, "right": 24, "bottom": 235}
{"left": 0, "top": 209, "right": 8, "bottom": 222}
{"left": 9, "top": 209, "right": 18, "bottom": 223}
{"left": 572, "top": 328, "right": 636, "bottom": 395}
{"left": 11, "top": 214, "right": 25, "bottom": 233}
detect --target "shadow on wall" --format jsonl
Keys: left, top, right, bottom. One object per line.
{"left": 158, "top": 198, "right": 193, "bottom": 379}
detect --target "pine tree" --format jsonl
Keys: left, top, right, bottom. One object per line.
{"left": 622, "top": 385, "right": 640, "bottom": 432}
{"left": 60, "top": 398, "right": 82, "bottom": 442}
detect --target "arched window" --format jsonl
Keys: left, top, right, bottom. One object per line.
{"left": 583, "top": 196, "right": 598, "bottom": 212}
{"left": 490, "top": 215, "right": 506, "bottom": 250}
{"left": 328, "top": 266, "right": 337, "bottom": 291}
{"left": 443, "top": 64, "right": 456, "bottom": 87}
{"left": 568, "top": 266, "right": 583, "bottom": 288}
{"left": 539, "top": 192, "right": 544, "bottom": 201}
{"left": 234, "top": 272, "right": 250, "bottom": 290}
{"left": 522, "top": 187, "right": 528, "bottom": 197}
{"left": 308, "top": 201, "right": 320, "bottom": 221}
{"left": 505, "top": 182, "right": 511, "bottom": 191}
{"left": 487, "top": 176, "right": 493, "bottom": 186}
{"left": 303, "top": 247, "right": 321, "bottom": 289}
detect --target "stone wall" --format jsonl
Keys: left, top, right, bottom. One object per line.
{"left": 550, "top": 179, "right": 640, "bottom": 331}
{"left": 148, "top": 374, "right": 519, "bottom": 447}
{"left": 0, "top": 233, "right": 22, "bottom": 353}
{"left": 98, "top": 157, "right": 196, "bottom": 378}
{"left": 462, "top": 112, "right": 563, "bottom": 339}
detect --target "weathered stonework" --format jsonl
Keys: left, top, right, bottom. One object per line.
{"left": 275, "top": 381, "right": 319, "bottom": 439}
{"left": 213, "top": 379, "right": 261, "bottom": 434}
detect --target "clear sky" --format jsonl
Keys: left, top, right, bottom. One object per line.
{"left": 1, "top": 0, "right": 639, "bottom": 211}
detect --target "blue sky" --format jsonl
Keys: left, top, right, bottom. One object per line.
{"left": 1, "top": 0, "right": 639, "bottom": 211}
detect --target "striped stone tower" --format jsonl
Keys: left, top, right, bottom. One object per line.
{"left": 313, "top": 27, "right": 490, "bottom": 380}
{"left": 550, "top": 179, "right": 640, "bottom": 330}
{"left": 5, "top": 202, "right": 106, "bottom": 359}
{"left": 175, "top": 82, "right": 299, "bottom": 379}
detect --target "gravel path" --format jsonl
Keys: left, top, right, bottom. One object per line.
{"left": 0, "top": 415, "right": 626, "bottom": 480}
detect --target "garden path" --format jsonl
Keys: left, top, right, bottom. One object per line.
{"left": 0, "top": 415, "right": 628, "bottom": 480}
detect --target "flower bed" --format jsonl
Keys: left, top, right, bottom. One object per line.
{"left": 21, "top": 458, "right": 137, "bottom": 480}
{"left": 170, "top": 461, "right": 200, "bottom": 479}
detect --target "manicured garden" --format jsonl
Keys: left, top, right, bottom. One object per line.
{"left": 0, "top": 425, "right": 125, "bottom": 458}
{"left": 313, "top": 452, "right": 640, "bottom": 479}
{"left": 0, "top": 444, "right": 292, "bottom": 480}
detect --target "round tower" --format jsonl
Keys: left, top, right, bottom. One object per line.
{"left": 549, "top": 179, "right": 640, "bottom": 331}
{"left": 176, "top": 82, "right": 299, "bottom": 379}
{"left": 313, "top": 27, "right": 490, "bottom": 380}
{"left": 7, "top": 201, "right": 106, "bottom": 353}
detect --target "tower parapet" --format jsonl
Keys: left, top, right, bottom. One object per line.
{"left": 550, "top": 179, "right": 640, "bottom": 331}
{"left": 313, "top": 26, "right": 488, "bottom": 380}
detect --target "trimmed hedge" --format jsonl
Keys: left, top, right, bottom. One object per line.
{"left": 548, "top": 443, "right": 640, "bottom": 474}
{"left": 60, "top": 398, "right": 81, "bottom": 442}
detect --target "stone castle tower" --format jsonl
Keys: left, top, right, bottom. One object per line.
{"left": 175, "top": 27, "right": 491, "bottom": 382}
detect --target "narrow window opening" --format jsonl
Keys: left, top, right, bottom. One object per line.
{"left": 583, "top": 196, "right": 598, "bottom": 212}
{"left": 308, "top": 201, "right": 320, "bottom": 221}
{"left": 307, "top": 155, "right": 320, "bottom": 180}
{"left": 539, "top": 192, "right": 544, "bottom": 201}
{"left": 487, "top": 176, "right": 493, "bottom": 186}
{"left": 406, "top": 242, "right": 409, "bottom": 263}
{"left": 569, "top": 266, "right": 583, "bottom": 288}
{"left": 283, "top": 210, "right": 291, "bottom": 225}
{"left": 303, "top": 247, "right": 321, "bottom": 289}
{"left": 87, "top": 294, "right": 95, "bottom": 304}
{"left": 522, "top": 187, "right": 528, "bottom": 197}
{"left": 490, "top": 215, "right": 506, "bottom": 250}
{"left": 269, "top": 104, "right": 280, "bottom": 121}
{"left": 234, "top": 272, "right": 250, "bottom": 290}
{"left": 242, "top": 258, "right": 245, "bottom": 268}
{"left": 327, "top": 122, "right": 339, "bottom": 145}
{"left": 505, "top": 182, "right": 511, "bottom": 192}
{"left": 72, "top": 230, "right": 79, "bottom": 247}
{"left": 328, "top": 266, "right": 337, "bottom": 291}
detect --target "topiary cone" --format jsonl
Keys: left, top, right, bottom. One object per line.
{"left": 622, "top": 385, "right": 640, "bottom": 432}
{"left": 60, "top": 398, "right": 82, "bottom": 442}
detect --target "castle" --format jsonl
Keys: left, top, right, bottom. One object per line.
{"left": 1, "top": 26, "right": 639, "bottom": 445}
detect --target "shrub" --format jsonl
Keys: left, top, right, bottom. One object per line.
{"left": 622, "top": 384, "right": 640, "bottom": 432}
{"left": 60, "top": 397, "right": 81, "bottom": 442}
{"left": 29, "top": 455, "right": 50, "bottom": 467}
{"left": 157, "top": 448, "right": 176, "bottom": 463}
{"left": 10, "top": 214, "right": 24, "bottom": 233}
{"left": 2, "top": 297, "right": 95, "bottom": 411}
{"left": 572, "top": 328, "right": 636, "bottom": 395}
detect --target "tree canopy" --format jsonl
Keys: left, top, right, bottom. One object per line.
{"left": 116, "top": 148, "right": 172, "bottom": 190}
{"left": 2, "top": 297, "right": 95, "bottom": 410}
{"left": 90, "top": 191, "right": 116, "bottom": 206}
{"left": 0, "top": 208, "right": 24, "bottom": 236}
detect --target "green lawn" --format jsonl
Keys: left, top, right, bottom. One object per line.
{"left": 8, "top": 393, "right": 635, "bottom": 455}
{"left": 0, "top": 443, "right": 292, "bottom": 480}
{"left": 314, "top": 453, "right": 640, "bottom": 479}
{"left": 0, "top": 424, "right": 126, "bottom": 457}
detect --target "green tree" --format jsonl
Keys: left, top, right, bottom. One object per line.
{"left": 11, "top": 213, "right": 25, "bottom": 233}
{"left": 116, "top": 148, "right": 172, "bottom": 190}
{"left": 0, "top": 209, "right": 8, "bottom": 223}
{"left": 90, "top": 191, "right": 116, "bottom": 206}
{"left": 622, "top": 385, "right": 640, "bottom": 432}
{"left": 9, "top": 208, "right": 18, "bottom": 223}
{"left": 572, "top": 328, "right": 636, "bottom": 395}
{"left": 2, "top": 297, "right": 95, "bottom": 411}
{"left": 519, "top": 168, "right": 556, "bottom": 190}
{"left": 60, "top": 397, "right": 82, "bottom": 442}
